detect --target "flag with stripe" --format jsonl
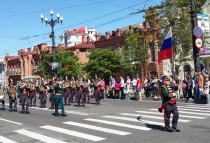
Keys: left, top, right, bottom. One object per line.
{"left": 158, "top": 27, "right": 173, "bottom": 63}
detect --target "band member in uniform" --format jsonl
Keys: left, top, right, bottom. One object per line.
{"left": 160, "top": 76, "right": 180, "bottom": 132}
{"left": 70, "top": 77, "right": 77, "bottom": 103}
{"left": 49, "top": 80, "right": 55, "bottom": 109}
{"left": 94, "top": 78, "right": 102, "bottom": 105}
{"left": 7, "top": 83, "right": 18, "bottom": 112}
{"left": 83, "top": 79, "right": 90, "bottom": 104}
{"left": 38, "top": 82, "right": 47, "bottom": 108}
{"left": 76, "top": 80, "right": 85, "bottom": 107}
{"left": 64, "top": 80, "right": 71, "bottom": 105}
{"left": 52, "top": 78, "right": 67, "bottom": 117}
{"left": 20, "top": 81, "right": 30, "bottom": 114}
{"left": 0, "top": 83, "right": 6, "bottom": 110}
{"left": 16, "top": 81, "right": 22, "bottom": 106}
{"left": 29, "top": 81, "right": 36, "bottom": 107}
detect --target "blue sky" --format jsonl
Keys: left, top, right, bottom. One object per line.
{"left": 0, "top": 0, "right": 162, "bottom": 56}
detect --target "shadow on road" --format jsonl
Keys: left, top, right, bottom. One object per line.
{"left": 145, "top": 124, "right": 165, "bottom": 131}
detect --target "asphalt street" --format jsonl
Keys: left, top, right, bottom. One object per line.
{"left": 0, "top": 97, "right": 210, "bottom": 143}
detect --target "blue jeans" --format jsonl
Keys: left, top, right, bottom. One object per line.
{"left": 125, "top": 93, "right": 130, "bottom": 100}
{"left": 194, "top": 84, "right": 199, "bottom": 100}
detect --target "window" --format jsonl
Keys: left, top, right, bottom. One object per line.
{"left": 150, "top": 42, "right": 155, "bottom": 62}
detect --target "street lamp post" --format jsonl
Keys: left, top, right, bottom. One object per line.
{"left": 40, "top": 10, "right": 63, "bottom": 78}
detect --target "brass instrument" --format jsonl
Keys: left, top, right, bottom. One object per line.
{"left": 11, "top": 86, "right": 17, "bottom": 100}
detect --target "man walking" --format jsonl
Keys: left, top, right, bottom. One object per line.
{"left": 160, "top": 76, "right": 180, "bottom": 132}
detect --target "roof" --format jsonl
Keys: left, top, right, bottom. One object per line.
{"left": 66, "top": 27, "right": 87, "bottom": 35}
{"left": 64, "top": 42, "right": 95, "bottom": 50}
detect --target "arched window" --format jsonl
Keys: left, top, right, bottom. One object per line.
{"left": 150, "top": 42, "right": 155, "bottom": 62}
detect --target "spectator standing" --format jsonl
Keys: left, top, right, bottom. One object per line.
{"left": 136, "top": 77, "right": 142, "bottom": 100}
{"left": 120, "top": 76, "right": 125, "bottom": 99}
{"left": 114, "top": 81, "right": 121, "bottom": 99}
{"left": 124, "top": 76, "right": 131, "bottom": 100}
{"left": 193, "top": 72, "right": 199, "bottom": 100}
{"left": 131, "top": 77, "right": 137, "bottom": 96}
{"left": 143, "top": 77, "right": 150, "bottom": 98}
{"left": 182, "top": 80, "right": 187, "bottom": 100}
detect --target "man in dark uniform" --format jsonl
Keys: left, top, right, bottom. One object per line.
{"left": 20, "top": 81, "right": 30, "bottom": 114}
{"left": 0, "top": 83, "right": 6, "bottom": 110}
{"left": 160, "top": 76, "right": 180, "bottom": 132}
{"left": 7, "top": 83, "right": 18, "bottom": 112}
{"left": 52, "top": 78, "right": 67, "bottom": 117}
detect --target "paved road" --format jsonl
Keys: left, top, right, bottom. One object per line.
{"left": 0, "top": 98, "right": 210, "bottom": 143}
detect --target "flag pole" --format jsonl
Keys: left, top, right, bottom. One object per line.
{"left": 171, "top": 27, "right": 175, "bottom": 80}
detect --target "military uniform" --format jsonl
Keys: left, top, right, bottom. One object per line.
{"left": 20, "top": 82, "right": 30, "bottom": 114}
{"left": 161, "top": 76, "right": 180, "bottom": 132}
{"left": 38, "top": 83, "right": 47, "bottom": 108}
{"left": 77, "top": 80, "right": 85, "bottom": 107}
{"left": 48, "top": 81, "right": 55, "bottom": 109}
{"left": 29, "top": 82, "right": 36, "bottom": 107}
{"left": 53, "top": 80, "right": 66, "bottom": 117}
{"left": 83, "top": 80, "right": 90, "bottom": 103}
{"left": 7, "top": 84, "right": 17, "bottom": 112}
{"left": 70, "top": 79, "right": 77, "bottom": 103}
{"left": 0, "top": 84, "right": 6, "bottom": 110}
{"left": 94, "top": 79, "right": 102, "bottom": 105}
{"left": 63, "top": 81, "right": 71, "bottom": 105}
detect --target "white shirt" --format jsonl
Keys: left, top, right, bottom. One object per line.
{"left": 131, "top": 79, "right": 137, "bottom": 86}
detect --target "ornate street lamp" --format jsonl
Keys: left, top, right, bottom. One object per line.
{"left": 40, "top": 10, "right": 63, "bottom": 78}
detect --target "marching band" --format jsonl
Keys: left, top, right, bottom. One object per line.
{"left": 0, "top": 77, "right": 105, "bottom": 116}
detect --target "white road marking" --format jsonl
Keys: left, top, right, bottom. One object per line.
{"left": 135, "top": 111, "right": 206, "bottom": 119}
{"left": 63, "top": 121, "right": 131, "bottom": 135}
{"left": 120, "top": 113, "right": 191, "bottom": 122}
{"left": 178, "top": 106, "right": 210, "bottom": 110}
{"left": 0, "top": 118, "right": 23, "bottom": 125}
{"left": 0, "top": 135, "right": 17, "bottom": 143}
{"left": 5, "top": 103, "right": 88, "bottom": 116}
{"left": 102, "top": 115, "right": 165, "bottom": 126}
{"left": 14, "top": 129, "right": 68, "bottom": 143}
{"left": 178, "top": 108, "right": 210, "bottom": 113}
{"left": 150, "top": 109, "right": 210, "bottom": 116}
{"left": 84, "top": 118, "right": 151, "bottom": 130}
{"left": 40, "top": 125, "right": 106, "bottom": 142}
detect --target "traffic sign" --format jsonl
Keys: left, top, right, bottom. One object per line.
{"left": 193, "top": 26, "right": 203, "bottom": 37}
{"left": 195, "top": 38, "right": 203, "bottom": 48}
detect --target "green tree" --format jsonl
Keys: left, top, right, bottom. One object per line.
{"left": 37, "top": 50, "right": 81, "bottom": 79}
{"left": 84, "top": 48, "right": 121, "bottom": 78}
{"left": 56, "top": 50, "right": 82, "bottom": 79}
{"left": 121, "top": 30, "right": 149, "bottom": 76}
{"left": 158, "top": 0, "right": 206, "bottom": 64}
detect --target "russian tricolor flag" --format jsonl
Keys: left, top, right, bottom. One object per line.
{"left": 158, "top": 27, "right": 173, "bottom": 63}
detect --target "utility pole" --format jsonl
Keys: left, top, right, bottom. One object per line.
{"left": 190, "top": 0, "right": 200, "bottom": 72}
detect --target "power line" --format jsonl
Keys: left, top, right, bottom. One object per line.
{"left": 85, "top": 0, "right": 138, "bottom": 10}
{"left": 1, "top": 1, "right": 166, "bottom": 56}
{"left": 55, "top": 0, "right": 148, "bottom": 32}
{"left": 0, "top": 0, "right": 118, "bottom": 19}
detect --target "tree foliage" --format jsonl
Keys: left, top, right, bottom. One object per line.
{"left": 121, "top": 30, "right": 150, "bottom": 76}
{"left": 37, "top": 50, "right": 81, "bottom": 79}
{"left": 157, "top": 0, "right": 206, "bottom": 64}
{"left": 84, "top": 48, "right": 121, "bottom": 78}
